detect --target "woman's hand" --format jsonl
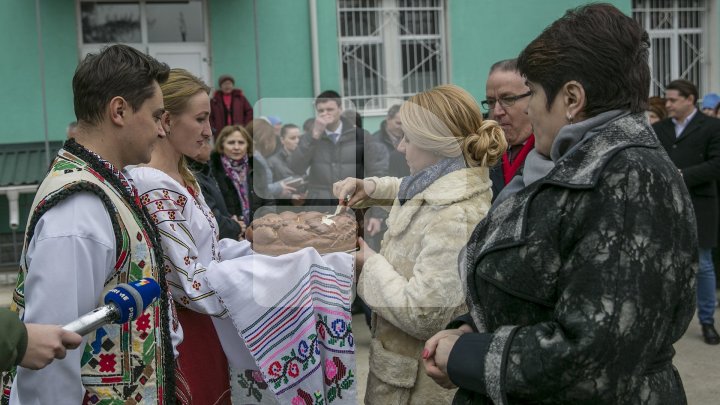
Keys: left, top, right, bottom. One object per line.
{"left": 423, "top": 326, "right": 472, "bottom": 389}
{"left": 279, "top": 181, "right": 297, "bottom": 197}
{"left": 332, "top": 177, "right": 376, "bottom": 207}
{"left": 365, "top": 217, "right": 382, "bottom": 236}
{"left": 352, "top": 237, "right": 376, "bottom": 281}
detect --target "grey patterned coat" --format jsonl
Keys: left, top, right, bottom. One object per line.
{"left": 447, "top": 113, "right": 696, "bottom": 405}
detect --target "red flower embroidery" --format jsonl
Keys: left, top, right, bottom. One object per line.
{"left": 151, "top": 214, "right": 158, "bottom": 224}
{"left": 163, "top": 190, "right": 170, "bottom": 198}
{"left": 98, "top": 353, "right": 117, "bottom": 372}
{"left": 135, "top": 313, "right": 151, "bottom": 332}
{"left": 141, "top": 195, "right": 150, "bottom": 205}
{"left": 181, "top": 296, "right": 190, "bottom": 306}
{"left": 183, "top": 256, "right": 191, "bottom": 265}
{"left": 168, "top": 211, "right": 176, "bottom": 220}
{"left": 267, "top": 361, "right": 282, "bottom": 378}
{"left": 192, "top": 281, "right": 201, "bottom": 290}
{"left": 287, "top": 361, "right": 300, "bottom": 378}
{"left": 155, "top": 201, "right": 164, "bottom": 210}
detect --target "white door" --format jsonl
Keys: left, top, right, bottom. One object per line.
{"left": 149, "top": 44, "right": 210, "bottom": 86}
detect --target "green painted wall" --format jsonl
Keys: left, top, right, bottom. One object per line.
{"left": 0, "top": 0, "right": 77, "bottom": 145}
{"left": 448, "top": 0, "right": 631, "bottom": 104}
{"left": 209, "top": 0, "right": 320, "bottom": 130}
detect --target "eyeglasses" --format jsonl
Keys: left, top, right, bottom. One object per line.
{"left": 481, "top": 91, "right": 532, "bottom": 110}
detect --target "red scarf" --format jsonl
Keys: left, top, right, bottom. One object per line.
{"left": 502, "top": 134, "right": 535, "bottom": 184}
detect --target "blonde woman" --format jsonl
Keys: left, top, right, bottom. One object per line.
{"left": 130, "top": 69, "right": 254, "bottom": 404}
{"left": 333, "top": 84, "right": 506, "bottom": 404}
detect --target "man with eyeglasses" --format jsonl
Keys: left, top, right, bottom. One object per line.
{"left": 482, "top": 59, "right": 535, "bottom": 201}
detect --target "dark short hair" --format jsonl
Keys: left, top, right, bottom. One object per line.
{"left": 315, "top": 90, "right": 342, "bottom": 107}
{"left": 302, "top": 118, "right": 315, "bottom": 133}
{"left": 73, "top": 44, "right": 170, "bottom": 126}
{"left": 489, "top": 58, "right": 518, "bottom": 74}
{"left": 387, "top": 104, "right": 401, "bottom": 119}
{"left": 517, "top": 3, "right": 650, "bottom": 117}
{"left": 280, "top": 123, "right": 299, "bottom": 138}
{"left": 665, "top": 79, "right": 698, "bottom": 105}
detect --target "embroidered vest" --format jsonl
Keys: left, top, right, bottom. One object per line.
{"left": 1, "top": 148, "right": 175, "bottom": 404}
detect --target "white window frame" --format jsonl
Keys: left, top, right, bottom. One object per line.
{"left": 337, "top": 0, "right": 448, "bottom": 115}
{"left": 75, "top": 0, "right": 211, "bottom": 84}
{"left": 632, "top": 0, "right": 711, "bottom": 96}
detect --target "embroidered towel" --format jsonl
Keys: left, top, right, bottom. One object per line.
{"left": 205, "top": 248, "right": 357, "bottom": 405}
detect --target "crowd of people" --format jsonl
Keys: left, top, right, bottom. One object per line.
{"left": 1, "top": 3, "right": 719, "bottom": 405}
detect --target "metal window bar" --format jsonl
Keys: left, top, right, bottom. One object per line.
{"left": 632, "top": 0, "right": 707, "bottom": 96}
{"left": 338, "top": 0, "right": 445, "bottom": 112}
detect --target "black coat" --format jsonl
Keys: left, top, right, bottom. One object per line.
{"left": 288, "top": 118, "right": 388, "bottom": 205}
{"left": 187, "top": 158, "right": 241, "bottom": 240}
{"left": 450, "top": 113, "right": 696, "bottom": 404}
{"left": 209, "top": 152, "right": 274, "bottom": 225}
{"left": 654, "top": 112, "right": 720, "bottom": 248}
{"left": 372, "top": 121, "right": 410, "bottom": 178}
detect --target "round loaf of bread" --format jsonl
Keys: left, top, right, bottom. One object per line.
{"left": 249, "top": 211, "right": 357, "bottom": 256}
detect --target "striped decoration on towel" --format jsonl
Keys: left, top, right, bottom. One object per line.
{"left": 205, "top": 247, "right": 357, "bottom": 405}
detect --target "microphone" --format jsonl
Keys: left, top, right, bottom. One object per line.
{"left": 63, "top": 278, "right": 161, "bottom": 336}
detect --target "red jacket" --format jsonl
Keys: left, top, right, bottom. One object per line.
{"left": 210, "top": 89, "right": 253, "bottom": 133}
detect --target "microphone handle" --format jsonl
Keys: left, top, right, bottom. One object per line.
{"left": 62, "top": 304, "right": 120, "bottom": 336}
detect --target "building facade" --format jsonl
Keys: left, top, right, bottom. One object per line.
{"left": 1, "top": 0, "right": 718, "bottom": 262}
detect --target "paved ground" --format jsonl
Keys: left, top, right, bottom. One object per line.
{"left": 2, "top": 285, "right": 717, "bottom": 404}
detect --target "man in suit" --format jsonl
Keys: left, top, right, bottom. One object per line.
{"left": 654, "top": 79, "right": 720, "bottom": 345}
{"left": 483, "top": 59, "right": 535, "bottom": 201}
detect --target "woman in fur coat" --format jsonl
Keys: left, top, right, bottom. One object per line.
{"left": 334, "top": 84, "right": 507, "bottom": 404}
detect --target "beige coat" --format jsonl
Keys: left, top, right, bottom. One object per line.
{"left": 356, "top": 167, "right": 492, "bottom": 405}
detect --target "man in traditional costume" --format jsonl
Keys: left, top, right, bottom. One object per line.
{"left": 1, "top": 44, "right": 181, "bottom": 404}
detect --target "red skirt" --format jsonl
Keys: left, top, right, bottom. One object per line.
{"left": 175, "top": 307, "right": 231, "bottom": 405}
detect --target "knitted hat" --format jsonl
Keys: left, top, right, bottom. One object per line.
{"left": 218, "top": 74, "right": 235, "bottom": 87}
{"left": 702, "top": 93, "right": 720, "bottom": 110}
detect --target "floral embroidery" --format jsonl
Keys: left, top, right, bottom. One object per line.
{"left": 135, "top": 313, "right": 151, "bottom": 333}
{"left": 268, "top": 315, "right": 354, "bottom": 395}
{"left": 293, "top": 389, "right": 326, "bottom": 405}
{"left": 324, "top": 356, "right": 352, "bottom": 402}
{"left": 268, "top": 361, "right": 283, "bottom": 378}
{"left": 192, "top": 281, "right": 201, "bottom": 291}
{"left": 236, "top": 369, "right": 269, "bottom": 402}
{"left": 183, "top": 256, "right": 190, "bottom": 265}
{"left": 155, "top": 201, "right": 164, "bottom": 210}
{"left": 181, "top": 296, "right": 189, "bottom": 306}
{"left": 98, "top": 353, "right": 117, "bottom": 373}
{"left": 176, "top": 195, "right": 187, "bottom": 207}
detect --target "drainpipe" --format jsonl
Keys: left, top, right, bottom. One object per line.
{"left": 309, "top": 0, "right": 320, "bottom": 96}
{"left": 0, "top": 185, "right": 39, "bottom": 230}
{"left": 35, "top": 0, "right": 51, "bottom": 167}
{"left": 252, "top": 0, "right": 262, "bottom": 109}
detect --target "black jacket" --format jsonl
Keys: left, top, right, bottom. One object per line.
{"left": 288, "top": 118, "right": 388, "bottom": 205}
{"left": 654, "top": 112, "right": 720, "bottom": 248}
{"left": 187, "top": 158, "right": 241, "bottom": 240}
{"left": 209, "top": 152, "right": 274, "bottom": 224}
{"left": 451, "top": 113, "right": 695, "bottom": 404}
{"left": 372, "top": 120, "right": 410, "bottom": 178}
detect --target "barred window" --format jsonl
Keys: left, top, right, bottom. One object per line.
{"left": 338, "top": 0, "right": 447, "bottom": 113}
{"left": 633, "top": 0, "right": 709, "bottom": 96}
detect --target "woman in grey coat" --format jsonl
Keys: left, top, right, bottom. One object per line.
{"left": 423, "top": 4, "right": 696, "bottom": 404}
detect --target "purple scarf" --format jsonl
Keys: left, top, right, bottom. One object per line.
{"left": 221, "top": 154, "right": 251, "bottom": 223}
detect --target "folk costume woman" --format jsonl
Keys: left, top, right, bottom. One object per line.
{"left": 423, "top": 5, "right": 696, "bottom": 404}
{"left": 131, "top": 69, "right": 278, "bottom": 404}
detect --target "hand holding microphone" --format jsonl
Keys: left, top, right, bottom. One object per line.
{"left": 63, "top": 278, "right": 161, "bottom": 336}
